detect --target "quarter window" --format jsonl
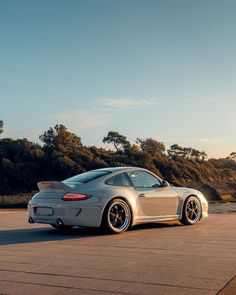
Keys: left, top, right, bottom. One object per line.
{"left": 106, "top": 173, "right": 132, "bottom": 187}
{"left": 127, "top": 170, "right": 161, "bottom": 188}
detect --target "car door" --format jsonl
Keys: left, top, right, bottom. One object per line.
{"left": 127, "top": 170, "right": 179, "bottom": 217}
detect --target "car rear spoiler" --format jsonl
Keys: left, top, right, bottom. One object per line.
{"left": 37, "top": 181, "right": 72, "bottom": 192}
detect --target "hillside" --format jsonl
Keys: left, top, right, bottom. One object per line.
{"left": 0, "top": 125, "right": 235, "bottom": 201}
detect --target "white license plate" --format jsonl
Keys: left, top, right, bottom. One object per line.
{"left": 35, "top": 207, "right": 53, "bottom": 216}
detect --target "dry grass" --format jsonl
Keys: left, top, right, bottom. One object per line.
{"left": 0, "top": 192, "right": 35, "bottom": 208}
{"left": 221, "top": 194, "right": 236, "bottom": 202}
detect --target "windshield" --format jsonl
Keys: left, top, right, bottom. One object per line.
{"left": 64, "top": 171, "right": 110, "bottom": 184}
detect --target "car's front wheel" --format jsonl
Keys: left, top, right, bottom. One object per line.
{"left": 180, "top": 196, "right": 202, "bottom": 225}
{"left": 103, "top": 199, "right": 131, "bottom": 234}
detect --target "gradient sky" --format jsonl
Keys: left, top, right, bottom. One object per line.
{"left": 0, "top": 0, "right": 236, "bottom": 158}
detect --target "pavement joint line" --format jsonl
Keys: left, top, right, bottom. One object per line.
{"left": 0, "top": 246, "right": 171, "bottom": 252}
{"left": 1, "top": 266, "right": 235, "bottom": 281}
{"left": 216, "top": 274, "right": 236, "bottom": 294}
{"left": 0, "top": 270, "right": 219, "bottom": 291}
{"left": 0, "top": 279, "right": 138, "bottom": 295}
{"left": 1, "top": 259, "right": 235, "bottom": 277}
{"left": 4, "top": 247, "right": 236, "bottom": 256}
{"left": 1, "top": 252, "right": 232, "bottom": 260}
{"left": 0, "top": 252, "right": 150, "bottom": 260}
{"left": 0, "top": 260, "right": 39, "bottom": 266}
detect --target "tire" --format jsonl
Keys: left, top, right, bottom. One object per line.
{"left": 102, "top": 198, "right": 131, "bottom": 234}
{"left": 180, "top": 196, "right": 202, "bottom": 225}
{"left": 50, "top": 224, "right": 73, "bottom": 231}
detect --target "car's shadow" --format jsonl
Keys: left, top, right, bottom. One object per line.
{"left": 0, "top": 222, "right": 181, "bottom": 246}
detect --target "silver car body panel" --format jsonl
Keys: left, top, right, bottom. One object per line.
{"left": 28, "top": 167, "right": 208, "bottom": 227}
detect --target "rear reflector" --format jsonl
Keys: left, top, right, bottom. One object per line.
{"left": 62, "top": 194, "right": 93, "bottom": 201}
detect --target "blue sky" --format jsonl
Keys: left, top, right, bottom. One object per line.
{"left": 0, "top": 0, "right": 235, "bottom": 158}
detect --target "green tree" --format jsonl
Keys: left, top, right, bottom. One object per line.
{"left": 168, "top": 144, "right": 207, "bottom": 161}
{"left": 39, "top": 124, "right": 84, "bottom": 179}
{"left": 103, "top": 131, "right": 130, "bottom": 151}
{"left": 168, "top": 144, "right": 185, "bottom": 158}
{"left": 136, "top": 138, "right": 165, "bottom": 157}
{"left": 39, "top": 124, "right": 82, "bottom": 151}
{"left": 229, "top": 152, "right": 236, "bottom": 161}
{"left": 0, "top": 138, "right": 44, "bottom": 194}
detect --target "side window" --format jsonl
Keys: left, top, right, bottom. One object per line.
{"left": 127, "top": 170, "right": 161, "bottom": 188}
{"left": 106, "top": 173, "right": 132, "bottom": 187}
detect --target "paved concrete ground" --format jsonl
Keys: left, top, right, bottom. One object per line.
{"left": 0, "top": 210, "right": 235, "bottom": 295}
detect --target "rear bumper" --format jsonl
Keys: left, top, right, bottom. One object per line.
{"left": 28, "top": 203, "right": 102, "bottom": 227}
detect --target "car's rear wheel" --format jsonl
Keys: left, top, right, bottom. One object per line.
{"left": 180, "top": 196, "right": 202, "bottom": 225}
{"left": 103, "top": 199, "right": 131, "bottom": 234}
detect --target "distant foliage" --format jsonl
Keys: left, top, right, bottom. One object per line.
{"left": 103, "top": 131, "right": 130, "bottom": 151}
{"left": 0, "top": 120, "right": 3, "bottom": 135}
{"left": 168, "top": 144, "right": 207, "bottom": 161}
{"left": 0, "top": 138, "right": 44, "bottom": 194}
{"left": 0, "top": 124, "right": 236, "bottom": 194}
{"left": 229, "top": 152, "right": 236, "bottom": 161}
{"left": 136, "top": 138, "right": 166, "bottom": 157}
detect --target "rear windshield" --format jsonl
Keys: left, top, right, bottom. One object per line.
{"left": 64, "top": 171, "right": 110, "bottom": 184}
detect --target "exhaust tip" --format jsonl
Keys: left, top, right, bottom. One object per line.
{"left": 57, "top": 219, "right": 64, "bottom": 226}
{"left": 28, "top": 217, "right": 34, "bottom": 224}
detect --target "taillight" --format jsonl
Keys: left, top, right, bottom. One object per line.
{"left": 40, "top": 181, "right": 55, "bottom": 185}
{"left": 62, "top": 194, "right": 93, "bottom": 201}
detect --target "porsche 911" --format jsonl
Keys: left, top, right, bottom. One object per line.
{"left": 28, "top": 167, "right": 208, "bottom": 233}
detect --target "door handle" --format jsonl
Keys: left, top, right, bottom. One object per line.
{"left": 139, "top": 193, "right": 147, "bottom": 198}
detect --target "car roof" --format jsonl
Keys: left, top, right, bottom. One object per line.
{"left": 93, "top": 167, "right": 146, "bottom": 173}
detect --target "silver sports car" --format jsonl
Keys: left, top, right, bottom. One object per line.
{"left": 28, "top": 167, "right": 208, "bottom": 233}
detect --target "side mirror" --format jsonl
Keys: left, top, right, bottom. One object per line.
{"left": 162, "top": 180, "right": 169, "bottom": 187}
